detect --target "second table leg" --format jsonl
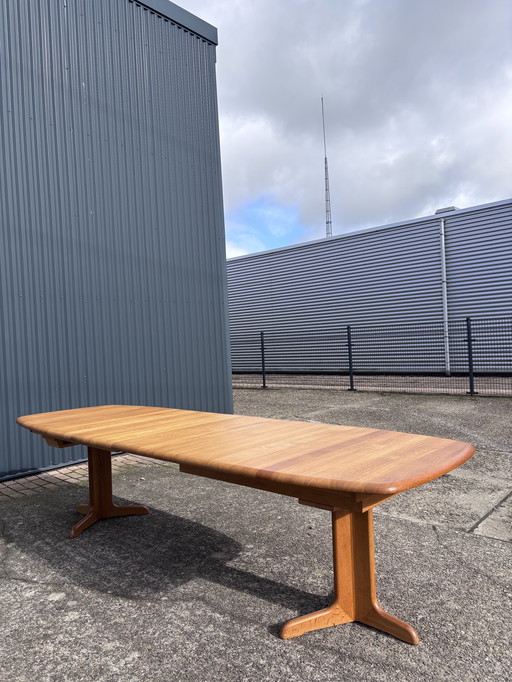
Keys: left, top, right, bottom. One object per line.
{"left": 280, "top": 507, "right": 419, "bottom": 644}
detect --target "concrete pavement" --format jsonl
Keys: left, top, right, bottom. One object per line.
{"left": 1, "top": 389, "right": 511, "bottom": 681}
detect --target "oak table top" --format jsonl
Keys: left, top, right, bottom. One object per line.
{"left": 17, "top": 404, "right": 476, "bottom": 645}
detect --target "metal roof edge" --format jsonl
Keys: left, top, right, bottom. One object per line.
{"left": 227, "top": 197, "right": 512, "bottom": 263}
{"left": 130, "top": 0, "right": 218, "bottom": 44}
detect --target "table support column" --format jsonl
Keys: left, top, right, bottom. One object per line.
{"left": 280, "top": 508, "right": 419, "bottom": 644}
{"left": 69, "top": 447, "right": 149, "bottom": 538}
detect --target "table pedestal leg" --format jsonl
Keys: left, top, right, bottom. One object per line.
{"left": 280, "top": 508, "right": 419, "bottom": 644}
{"left": 69, "top": 447, "right": 149, "bottom": 538}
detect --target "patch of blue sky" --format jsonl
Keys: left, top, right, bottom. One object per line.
{"left": 225, "top": 195, "right": 312, "bottom": 258}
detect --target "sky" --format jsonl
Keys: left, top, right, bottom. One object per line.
{"left": 178, "top": 0, "right": 512, "bottom": 257}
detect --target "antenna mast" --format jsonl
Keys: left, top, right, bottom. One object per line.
{"left": 321, "top": 96, "right": 332, "bottom": 238}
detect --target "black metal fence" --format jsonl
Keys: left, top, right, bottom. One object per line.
{"left": 231, "top": 317, "right": 512, "bottom": 397}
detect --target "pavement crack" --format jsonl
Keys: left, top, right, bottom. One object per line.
{"left": 0, "top": 574, "right": 69, "bottom": 589}
{"left": 466, "top": 490, "right": 512, "bottom": 534}
{"left": 431, "top": 524, "right": 510, "bottom": 596}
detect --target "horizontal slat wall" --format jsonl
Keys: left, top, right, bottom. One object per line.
{"left": 228, "top": 218, "right": 444, "bottom": 333}
{"left": 0, "top": 0, "right": 231, "bottom": 479}
{"left": 445, "top": 202, "right": 512, "bottom": 318}
{"left": 228, "top": 200, "right": 512, "bottom": 374}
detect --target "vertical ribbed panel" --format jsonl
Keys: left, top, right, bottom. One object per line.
{"left": 0, "top": 0, "right": 232, "bottom": 479}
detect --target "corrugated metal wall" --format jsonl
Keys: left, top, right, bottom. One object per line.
{"left": 0, "top": 0, "right": 232, "bottom": 480}
{"left": 445, "top": 202, "right": 512, "bottom": 318}
{"left": 228, "top": 218, "right": 445, "bottom": 332}
{"left": 227, "top": 199, "right": 512, "bottom": 369}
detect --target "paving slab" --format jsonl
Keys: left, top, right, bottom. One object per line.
{"left": 448, "top": 449, "right": 512, "bottom": 485}
{"left": 0, "top": 462, "right": 511, "bottom": 682}
{"left": 375, "top": 473, "right": 510, "bottom": 532}
{"left": 233, "top": 389, "right": 512, "bottom": 451}
{"left": 1, "top": 389, "right": 511, "bottom": 681}
{"left": 473, "top": 493, "right": 512, "bottom": 541}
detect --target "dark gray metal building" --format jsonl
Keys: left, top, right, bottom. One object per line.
{"left": 227, "top": 199, "right": 512, "bottom": 373}
{"left": 1, "top": 0, "right": 232, "bottom": 479}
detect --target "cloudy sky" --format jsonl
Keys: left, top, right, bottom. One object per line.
{"left": 179, "top": 0, "right": 512, "bottom": 257}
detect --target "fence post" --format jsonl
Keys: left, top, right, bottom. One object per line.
{"left": 466, "top": 317, "right": 477, "bottom": 395}
{"left": 260, "top": 331, "right": 267, "bottom": 389}
{"left": 347, "top": 325, "right": 355, "bottom": 391}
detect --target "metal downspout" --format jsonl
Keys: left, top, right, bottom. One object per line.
{"left": 439, "top": 218, "right": 451, "bottom": 376}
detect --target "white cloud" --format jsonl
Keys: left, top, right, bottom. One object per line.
{"left": 180, "top": 0, "right": 512, "bottom": 252}
{"left": 225, "top": 241, "right": 249, "bottom": 258}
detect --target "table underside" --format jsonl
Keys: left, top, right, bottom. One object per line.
{"left": 70, "top": 445, "right": 420, "bottom": 644}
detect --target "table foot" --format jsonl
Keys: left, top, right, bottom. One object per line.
{"left": 281, "top": 603, "right": 352, "bottom": 639}
{"left": 280, "top": 507, "right": 420, "bottom": 644}
{"left": 69, "top": 447, "right": 149, "bottom": 538}
{"left": 70, "top": 503, "right": 149, "bottom": 538}
{"left": 281, "top": 600, "right": 419, "bottom": 644}
{"left": 70, "top": 510, "right": 102, "bottom": 539}
{"left": 359, "top": 602, "right": 419, "bottom": 644}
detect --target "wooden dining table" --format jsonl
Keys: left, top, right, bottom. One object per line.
{"left": 17, "top": 404, "right": 475, "bottom": 644}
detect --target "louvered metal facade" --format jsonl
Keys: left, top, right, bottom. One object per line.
{"left": 227, "top": 199, "right": 512, "bottom": 372}
{"left": 444, "top": 202, "right": 512, "bottom": 319}
{"left": 0, "top": 0, "right": 232, "bottom": 480}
